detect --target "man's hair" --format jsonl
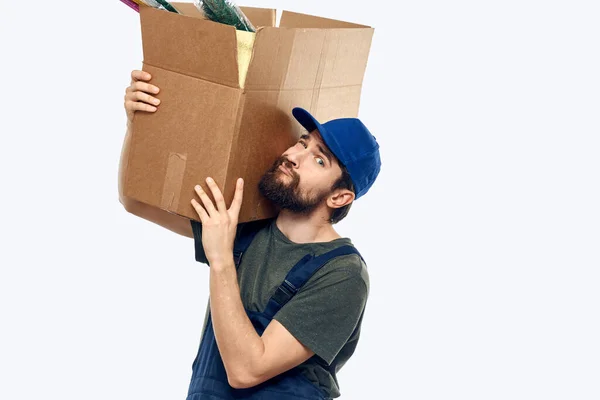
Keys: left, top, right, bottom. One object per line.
{"left": 329, "top": 163, "right": 354, "bottom": 224}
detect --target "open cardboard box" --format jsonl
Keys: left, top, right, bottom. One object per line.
{"left": 121, "top": 2, "right": 374, "bottom": 223}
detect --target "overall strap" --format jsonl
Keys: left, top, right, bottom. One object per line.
{"left": 232, "top": 218, "right": 273, "bottom": 268}
{"left": 263, "top": 245, "right": 364, "bottom": 319}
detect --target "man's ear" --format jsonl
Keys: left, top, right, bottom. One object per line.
{"left": 327, "top": 189, "right": 355, "bottom": 210}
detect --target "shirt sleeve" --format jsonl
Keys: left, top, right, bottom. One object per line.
{"left": 190, "top": 219, "right": 258, "bottom": 265}
{"left": 273, "top": 255, "right": 369, "bottom": 365}
{"left": 190, "top": 220, "right": 208, "bottom": 265}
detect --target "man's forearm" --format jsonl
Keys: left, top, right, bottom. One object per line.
{"left": 118, "top": 120, "right": 133, "bottom": 202}
{"left": 209, "top": 257, "right": 264, "bottom": 387}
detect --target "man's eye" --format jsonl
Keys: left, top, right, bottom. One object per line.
{"left": 299, "top": 141, "right": 308, "bottom": 148}
{"left": 316, "top": 158, "right": 325, "bottom": 167}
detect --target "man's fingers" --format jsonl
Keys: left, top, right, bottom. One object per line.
{"left": 131, "top": 69, "right": 151, "bottom": 83}
{"left": 191, "top": 199, "right": 208, "bottom": 222}
{"left": 125, "top": 100, "right": 157, "bottom": 113}
{"left": 229, "top": 178, "right": 244, "bottom": 216}
{"left": 133, "top": 81, "right": 160, "bottom": 94}
{"left": 195, "top": 184, "right": 218, "bottom": 217}
{"left": 126, "top": 81, "right": 160, "bottom": 95}
{"left": 206, "top": 178, "right": 227, "bottom": 213}
{"left": 125, "top": 72, "right": 161, "bottom": 114}
{"left": 128, "top": 91, "right": 160, "bottom": 106}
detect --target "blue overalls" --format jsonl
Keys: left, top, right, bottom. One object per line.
{"left": 186, "top": 219, "right": 364, "bottom": 400}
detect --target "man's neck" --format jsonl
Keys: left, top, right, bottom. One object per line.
{"left": 275, "top": 210, "right": 341, "bottom": 244}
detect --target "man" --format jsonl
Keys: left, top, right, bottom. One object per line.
{"left": 121, "top": 70, "right": 381, "bottom": 399}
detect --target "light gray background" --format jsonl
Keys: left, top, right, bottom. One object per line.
{"left": 1, "top": 0, "right": 599, "bottom": 399}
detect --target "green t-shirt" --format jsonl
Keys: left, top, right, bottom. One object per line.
{"left": 190, "top": 218, "right": 369, "bottom": 399}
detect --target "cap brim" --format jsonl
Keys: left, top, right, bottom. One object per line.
{"left": 292, "top": 107, "right": 344, "bottom": 168}
{"left": 292, "top": 107, "right": 325, "bottom": 136}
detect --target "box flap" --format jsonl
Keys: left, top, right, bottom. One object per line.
{"left": 140, "top": 6, "right": 240, "bottom": 87}
{"left": 280, "top": 11, "right": 370, "bottom": 29}
{"left": 225, "top": 94, "right": 292, "bottom": 221}
{"left": 244, "top": 27, "right": 373, "bottom": 91}
{"left": 239, "top": 6, "right": 276, "bottom": 27}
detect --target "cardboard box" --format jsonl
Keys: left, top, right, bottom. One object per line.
{"left": 121, "top": 2, "right": 373, "bottom": 223}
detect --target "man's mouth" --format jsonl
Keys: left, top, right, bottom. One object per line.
{"left": 278, "top": 164, "right": 292, "bottom": 177}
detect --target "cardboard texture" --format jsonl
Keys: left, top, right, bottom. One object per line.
{"left": 121, "top": 2, "right": 374, "bottom": 223}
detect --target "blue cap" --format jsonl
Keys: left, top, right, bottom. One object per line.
{"left": 292, "top": 107, "right": 381, "bottom": 200}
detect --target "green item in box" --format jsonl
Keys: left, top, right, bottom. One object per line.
{"left": 154, "top": 0, "right": 180, "bottom": 13}
{"left": 193, "top": 0, "right": 255, "bottom": 32}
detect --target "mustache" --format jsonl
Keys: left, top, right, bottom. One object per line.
{"left": 273, "top": 157, "right": 293, "bottom": 171}
{"left": 269, "top": 157, "right": 298, "bottom": 182}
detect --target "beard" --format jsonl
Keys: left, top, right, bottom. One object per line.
{"left": 258, "top": 156, "right": 330, "bottom": 215}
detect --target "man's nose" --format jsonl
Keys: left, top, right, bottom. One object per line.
{"left": 285, "top": 151, "right": 304, "bottom": 167}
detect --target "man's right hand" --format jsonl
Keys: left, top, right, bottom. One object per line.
{"left": 124, "top": 69, "right": 161, "bottom": 123}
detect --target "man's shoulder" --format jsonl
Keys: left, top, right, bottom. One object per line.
{"left": 234, "top": 217, "right": 274, "bottom": 245}
{"left": 313, "top": 243, "right": 370, "bottom": 290}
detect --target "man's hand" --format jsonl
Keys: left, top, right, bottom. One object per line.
{"left": 124, "top": 69, "right": 161, "bottom": 123}
{"left": 191, "top": 177, "right": 244, "bottom": 266}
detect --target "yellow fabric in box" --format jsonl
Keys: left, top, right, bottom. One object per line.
{"left": 236, "top": 30, "right": 256, "bottom": 88}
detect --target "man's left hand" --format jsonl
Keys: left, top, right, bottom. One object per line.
{"left": 191, "top": 177, "right": 244, "bottom": 266}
